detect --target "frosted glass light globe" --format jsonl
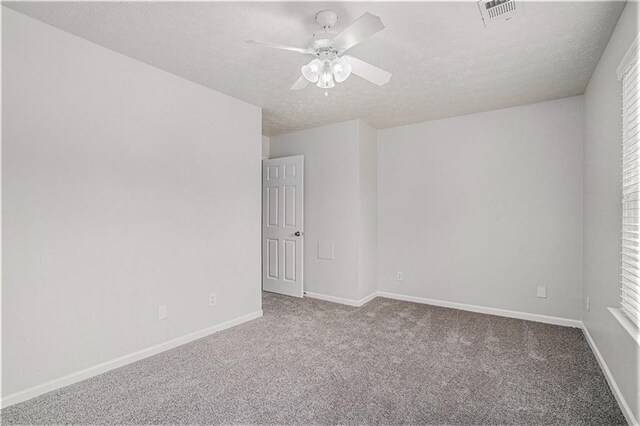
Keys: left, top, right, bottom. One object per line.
{"left": 330, "top": 57, "right": 352, "bottom": 83}
{"left": 316, "top": 63, "right": 335, "bottom": 89}
{"left": 301, "top": 59, "right": 322, "bottom": 83}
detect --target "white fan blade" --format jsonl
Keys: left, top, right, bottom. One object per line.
{"left": 290, "top": 75, "right": 309, "bottom": 90}
{"left": 246, "top": 40, "right": 315, "bottom": 56}
{"left": 342, "top": 56, "right": 391, "bottom": 86}
{"left": 332, "top": 12, "right": 385, "bottom": 52}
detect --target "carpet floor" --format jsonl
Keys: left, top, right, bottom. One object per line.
{"left": 2, "top": 292, "right": 626, "bottom": 425}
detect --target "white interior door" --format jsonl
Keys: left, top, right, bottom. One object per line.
{"left": 262, "top": 156, "right": 304, "bottom": 297}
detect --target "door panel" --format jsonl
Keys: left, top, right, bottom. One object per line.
{"left": 284, "top": 186, "right": 296, "bottom": 227}
{"left": 267, "top": 238, "right": 279, "bottom": 279}
{"left": 262, "top": 156, "right": 304, "bottom": 297}
{"left": 267, "top": 187, "right": 279, "bottom": 226}
{"left": 284, "top": 240, "right": 296, "bottom": 281}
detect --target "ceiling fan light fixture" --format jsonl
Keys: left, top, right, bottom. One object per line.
{"left": 330, "top": 57, "right": 352, "bottom": 83}
{"left": 301, "top": 59, "right": 322, "bottom": 83}
{"left": 248, "top": 11, "right": 392, "bottom": 93}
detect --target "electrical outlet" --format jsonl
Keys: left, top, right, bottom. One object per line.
{"left": 586, "top": 297, "right": 590, "bottom": 312}
{"left": 209, "top": 293, "right": 217, "bottom": 306}
{"left": 537, "top": 286, "right": 547, "bottom": 298}
{"left": 158, "top": 304, "right": 168, "bottom": 320}
{"left": 396, "top": 271, "right": 403, "bottom": 281}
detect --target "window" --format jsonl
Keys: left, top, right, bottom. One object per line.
{"left": 618, "top": 36, "right": 640, "bottom": 328}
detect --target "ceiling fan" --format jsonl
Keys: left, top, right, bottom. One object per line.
{"left": 247, "top": 10, "right": 392, "bottom": 93}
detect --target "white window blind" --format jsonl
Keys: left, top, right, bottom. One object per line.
{"left": 619, "top": 35, "right": 640, "bottom": 329}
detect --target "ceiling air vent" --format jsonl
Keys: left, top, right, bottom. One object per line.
{"left": 478, "top": 0, "right": 517, "bottom": 27}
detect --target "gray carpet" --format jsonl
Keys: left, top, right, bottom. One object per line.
{"left": 2, "top": 292, "right": 626, "bottom": 425}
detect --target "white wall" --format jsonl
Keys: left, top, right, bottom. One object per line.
{"left": 262, "top": 135, "right": 270, "bottom": 159}
{"left": 270, "top": 121, "right": 361, "bottom": 300}
{"left": 2, "top": 8, "right": 262, "bottom": 398}
{"left": 583, "top": 1, "right": 640, "bottom": 422}
{"left": 358, "top": 122, "right": 378, "bottom": 299}
{"left": 378, "top": 96, "right": 584, "bottom": 321}
{"left": 269, "top": 120, "right": 377, "bottom": 301}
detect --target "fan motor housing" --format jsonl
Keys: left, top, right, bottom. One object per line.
{"left": 309, "top": 35, "right": 334, "bottom": 48}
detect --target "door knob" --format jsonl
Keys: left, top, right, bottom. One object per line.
{"left": 294, "top": 231, "right": 301, "bottom": 236}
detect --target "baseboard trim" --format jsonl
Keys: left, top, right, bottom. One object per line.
{"left": 582, "top": 325, "right": 638, "bottom": 426}
{"left": 304, "top": 290, "right": 581, "bottom": 328}
{"left": 304, "top": 291, "right": 377, "bottom": 307}
{"left": 0, "top": 310, "right": 263, "bottom": 409}
{"left": 377, "top": 291, "right": 583, "bottom": 328}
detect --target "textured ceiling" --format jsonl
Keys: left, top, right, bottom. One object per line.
{"left": 4, "top": 1, "right": 626, "bottom": 136}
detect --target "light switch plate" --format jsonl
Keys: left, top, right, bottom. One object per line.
{"left": 317, "top": 240, "right": 335, "bottom": 260}
{"left": 537, "top": 286, "right": 547, "bottom": 298}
